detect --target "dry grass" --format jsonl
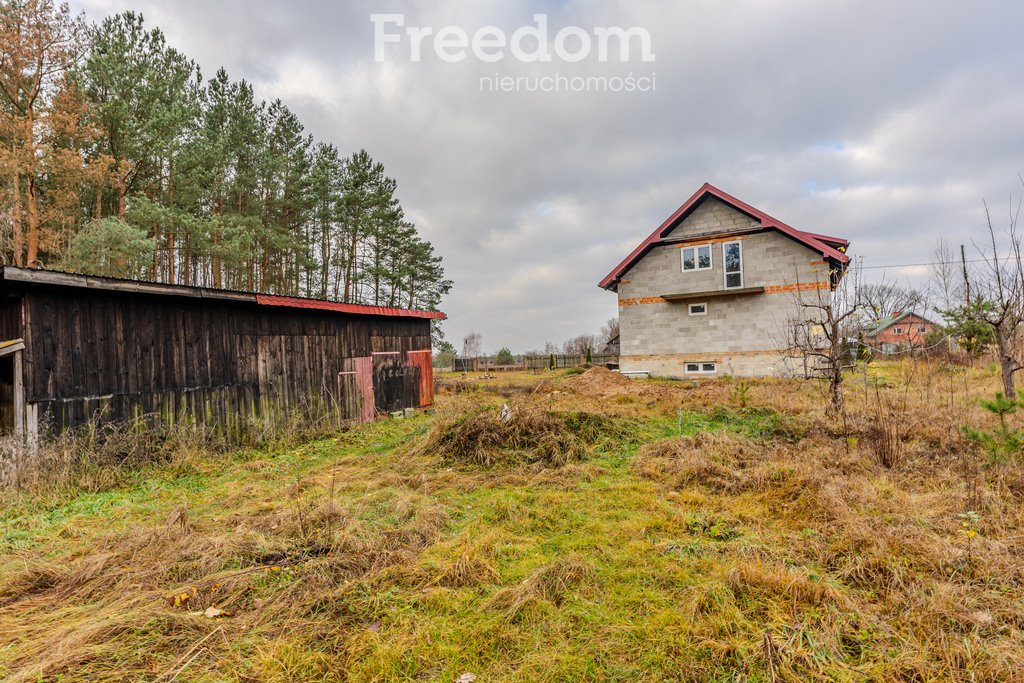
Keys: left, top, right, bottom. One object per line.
{"left": 2, "top": 398, "right": 345, "bottom": 493}
{"left": 487, "top": 557, "right": 591, "bottom": 622}
{"left": 1, "top": 360, "right": 1023, "bottom": 681}
{"left": 413, "top": 404, "right": 624, "bottom": 468}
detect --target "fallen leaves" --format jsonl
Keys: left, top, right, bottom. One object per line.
{"left": 168, "top": 591, "right": 191, "bottom": 608}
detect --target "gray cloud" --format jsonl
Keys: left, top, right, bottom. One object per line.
{"left": 71, "top": 0, "right": 1024, "bottom": 351}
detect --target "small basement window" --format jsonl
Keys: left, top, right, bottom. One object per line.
{"left": 685, "top": 362, "right": 717, "bottom": 374}
{"left": 688, "top": 303, "right": 707, "bottom": 315}
{"left": 681, "top": 244, "right": 712, "bottom": 272}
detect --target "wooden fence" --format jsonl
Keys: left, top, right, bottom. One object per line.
{"left": 450, "top": 354, "right": 617, "bottom": 373}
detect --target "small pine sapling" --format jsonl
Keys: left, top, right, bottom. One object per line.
{"left": 963, "top": 393, "right": 1023, "bottom": 468}
{"left": 732, "top": 381, "right": 750, "bottom": 409}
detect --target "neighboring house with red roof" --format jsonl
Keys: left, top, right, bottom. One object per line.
{"left": 598, "top": 183, "right": 850, "bottom": 378}
{"left": 863, "top": 312, "right": 938, "bottom": 354}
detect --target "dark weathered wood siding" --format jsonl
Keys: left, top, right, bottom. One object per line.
{"left": 0, "top": 294, "right": 21, "bottom": 342}
{"left": 14, "top": 285, "right": 430, "bottom": 433}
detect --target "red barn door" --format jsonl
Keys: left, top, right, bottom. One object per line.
{"left": 337, "top": 356, "right": 375, "bottom": 423}
{"left": 406, "top": 349, "right": 434, "bottom": 407}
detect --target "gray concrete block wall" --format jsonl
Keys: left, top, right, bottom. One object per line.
{"left": 622, "top": 352, "right": 800, "bottom": 378}
{"left": 615, "top": 198, "right": 836, "bottom": 378}
{"left": 666, "top": 197, "right": 759, "bottom": 237}
{"left": 619, "top": 231, "right": 828, "bottom": 299}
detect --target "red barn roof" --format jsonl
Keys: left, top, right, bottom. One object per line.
{"left": 256, "top": 294, "right": 445, "bottom": 319}
{"left": 0, "top": 267, "right": 446, "bottom": 320}
{"left": 599, "top": 183, "right": 850, "bottom": 291}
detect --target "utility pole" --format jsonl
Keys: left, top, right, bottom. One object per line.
{"left": 960, "top": 244, "right": 970, "bottom": 306}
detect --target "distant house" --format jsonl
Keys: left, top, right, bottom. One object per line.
{"left": 602, "top": 333, "right": 620, "bottom": 356}
{"left": 598, "top": 183, "right": 851, "bottom": 378}
{"left": 864, "top": 312, "right": 938, "bottom": 354}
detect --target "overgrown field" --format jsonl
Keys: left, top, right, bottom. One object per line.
{"left": 2, "top": 362, "right": 1023, "bottom": 681}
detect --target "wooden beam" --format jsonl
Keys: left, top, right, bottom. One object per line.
{"left": 657, "top": 226, "right": 764, "bottom": 247}
{"left": 0, "top": 338, "right": 25, "bottom": 357}
{"left": 661, "top": 286, "right": 766, "bottom": 301}
{"left": 13, "top": 348, "right": 23, "bottom": 441}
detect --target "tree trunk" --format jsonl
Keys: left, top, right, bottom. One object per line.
{"left": 117, "top": 165, "right": 128, "bottom": 219}
{"left": 167, "top": 232, "right": 175, "bottom": 284}
{"left": 830, "top": 362, "right": 844, "bottom": 415}
{"left": 26, "top": 175, "right": 39, "bottom": 268}
{"left": 212, "top": 194, "right": 222, "bottom": 289}
{"left": 11, "top": 174, "right": 24, "bottom": 267}
{"left": 167, "top": 159, "right": 174, "bottom": 283}
{"left": 344, "top": 228, "right": 358, "bottom": 303}
{"left": 182, "top": 233, "right": 190, "bottom": 287}
{"left": 995, "top": 322, "right": 1017, "bottom": 399}
{"left": 320, "top": 223, "right": 329, "bottom": 299}
{"left": 828, "top": 320, "right": 844, "bottom": 415}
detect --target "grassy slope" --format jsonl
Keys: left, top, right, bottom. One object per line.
{"left": 1, "top": 366, "right": 1022, "bottom": 682}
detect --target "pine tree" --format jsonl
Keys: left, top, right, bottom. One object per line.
{"left": 0, "top": 0, "right": 109, "bottom": 267}
{"left": 0, "top": 2, "right": 452, "bottom": 323}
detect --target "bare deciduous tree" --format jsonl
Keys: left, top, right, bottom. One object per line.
{"left": 859, "top": 282, "right": 925, "bottom": 326}
{"left": 563, "top": 334, "right": 597, "bottom": 358}
{"left": 461, "top": 331, "right": 482, "bottom": 359}
{"left": 968, "top": 198, "right": 1024, "bottom": 398}
{"left": 929, "top": 236, "right": 966, "bottom": 313}
{"left": 786, "top": 262, "right": 863, "bottom": 414}
{"left": 599, "top": 317, "right": 619, "bottom": 345}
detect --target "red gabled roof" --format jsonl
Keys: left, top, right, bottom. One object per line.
{"left": 256, "top": 294, "right": 446, "bottom": 319}
{"left": 598, "top": 183, "right": 850, "bottom": 290}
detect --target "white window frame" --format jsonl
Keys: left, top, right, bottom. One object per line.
{"left": 684, "top": 362, "right": 717, "bottom": 374}
{"left": 688, "top": 302, "right": 707, "bottom": 316}
{"left": 722, "top": 240, "right": 743, "bottom": 289}
{"left": 917, "top": 326, "right": 927, "bottom": 333}
{"left": 680, "top": 244, "right": 713, "bottom": 272}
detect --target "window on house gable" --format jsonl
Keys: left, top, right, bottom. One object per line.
{"left": 688, "top": 303, "right": 707, "bottom": 316}
{"left": 893, "top": 327, "right": 903, "bottom": 335}
{"left": 918, "top": 326, "right": 927, "bottom": 333}
{"left": 723, "top": 241, "right": 743, "bottom": 289}
{"left": 681, "top": 244, "right": 712, "bottom": 272}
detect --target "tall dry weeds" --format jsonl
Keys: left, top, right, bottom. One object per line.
{"left": 1, "top": 398, "right": 347, "bottom": 494}
{"left": 414, "top": 405, "right": 621, "bottom": 468}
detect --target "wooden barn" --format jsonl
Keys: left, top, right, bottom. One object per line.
{"left": 0, "top": 267, "right": 443, "bottom": 441}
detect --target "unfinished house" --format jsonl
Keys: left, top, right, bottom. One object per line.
{"left": 0, "top": 267, "right": 443, "bottom": 441}
{"left": 599, "top": 183, "right": 850, "bottom": 378}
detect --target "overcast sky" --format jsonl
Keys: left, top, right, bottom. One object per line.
{"left": 70, "top": 0, "right": 1024, "bottom": 352}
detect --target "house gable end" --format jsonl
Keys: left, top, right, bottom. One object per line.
{"left": 664, "top": 197, "right": 760, "bottom": 240}
{"left": 599, "top": 183, "right": 850, "bottom": 291}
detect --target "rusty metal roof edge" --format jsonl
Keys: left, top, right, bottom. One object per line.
{"left": 0, "top": 267, "right": 446, "bottom": 319}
